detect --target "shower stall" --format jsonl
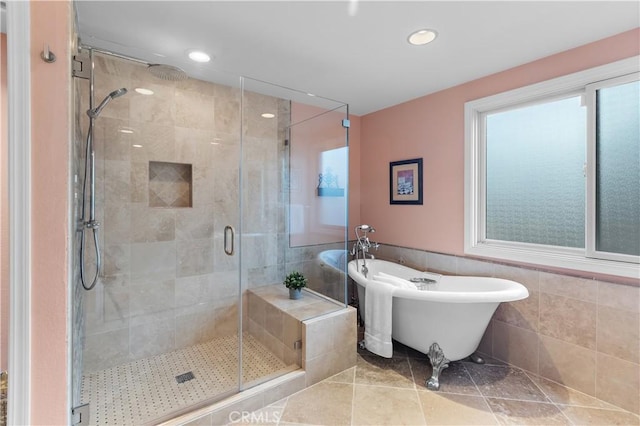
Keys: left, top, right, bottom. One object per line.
{"left": 71, "top": 47, "right": 350, "bottom": 424}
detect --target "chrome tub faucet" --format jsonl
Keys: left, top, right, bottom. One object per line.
{"left": 351, "top": 224, "right": 379, "bottom": 277}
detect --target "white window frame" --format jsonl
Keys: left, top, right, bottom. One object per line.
{"left": 585, "top": 72, "right": 640, "bottom": 264}
{"left": 465, "top": 56, "right": 640, "bottom": 279}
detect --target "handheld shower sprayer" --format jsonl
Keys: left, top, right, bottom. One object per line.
{"left": 87, "top": 88, "right": 127, "bottom": 118}
{"left": 80, "top": 86, "right": 128, "bottom": 291}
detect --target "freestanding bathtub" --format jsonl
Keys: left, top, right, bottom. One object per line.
{"left": 348, "top": 258, "right": 528, "bottom": 390}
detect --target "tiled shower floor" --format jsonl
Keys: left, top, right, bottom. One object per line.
{"left": 81, "top": 333, "right": 290, "bottom": 425}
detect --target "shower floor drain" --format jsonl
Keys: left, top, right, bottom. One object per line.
{"left": 175, "top": 371, "right": 195, "bottom": 384}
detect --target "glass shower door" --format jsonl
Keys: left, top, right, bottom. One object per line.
{"left": 72, "top": 50, "right": 245, "bottom": 424}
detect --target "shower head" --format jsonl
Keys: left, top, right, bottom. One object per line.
{"left": 87, "top": 88, "right": 128, "bottom": 118}
{"left": 147, "top": 64, "right": 188, "bottom": 81}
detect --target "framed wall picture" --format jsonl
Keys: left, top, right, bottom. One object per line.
{"left": 389, "top": 158, "right": 423, "bottom": 205}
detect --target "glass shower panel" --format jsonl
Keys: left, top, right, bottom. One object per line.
{"left": 74, "top": 51, "right": 243, "bottom": 424}
{"left": 239, "top": 78, "right": 349, "bottom": 390}
{"left": 288, "top": 104, "right": 350, "bottom": 303}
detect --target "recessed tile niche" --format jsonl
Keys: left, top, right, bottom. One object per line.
{"left": 148, "top": 161, "right": 193, "bottom": 208}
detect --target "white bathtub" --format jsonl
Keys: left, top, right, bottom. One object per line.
{"left": 348, "top": 258, "right": 528, "bottom": 374}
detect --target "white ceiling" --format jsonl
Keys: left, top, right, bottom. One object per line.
{"left": 75, "top": 1, "right": 639, "bottom": 115}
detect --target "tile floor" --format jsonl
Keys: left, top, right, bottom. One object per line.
{"left": 232, "top": 342, "right": 640, "bottom": 425}
{"left": 82, "top": 333, "right": 292, "bottom": 425}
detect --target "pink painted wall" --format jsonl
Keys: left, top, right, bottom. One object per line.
{"left": 30, "top": 1, "right": 71, "bottom": 424}
{"left": 361, "top": 28, "right": 640, "bottom": 260}
{"left": 289, "top": 102, "right": 360, "bottom": 246}
{"left": 0, "top": 33, "right": 8, "bottom": 373}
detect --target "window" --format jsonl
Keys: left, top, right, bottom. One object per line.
{"left": 465, "top": 57, "right": 639, "bottom": 278}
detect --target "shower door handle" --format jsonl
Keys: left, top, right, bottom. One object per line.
{"left": 224, "top": 225, "right": 235, "bottom": 256}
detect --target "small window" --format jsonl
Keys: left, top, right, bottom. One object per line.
{"left": 485, "top": 95, "right": 586, "bottom": 248}
{"left": 465, "top": 57, "right": 639, "bottom": 278}
{"left": 588, "top": 75, "right": 640, "bottom": 261}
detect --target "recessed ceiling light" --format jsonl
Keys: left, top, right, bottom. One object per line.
{"left": 119, "top": 128, "right": 134, "bottom": 134}
{"left": 407, "top": 29, "right": 438, "bottom": 46}
{"left": 132, "top": 144, "right": 143, "bottom": 148}
{"left": 134, "top": 87, "right": 154, "bottom": 95}
{"left": 188, "top": 50, "right": 210, "bottom": 63}
{"left": 261, "top": 113, "right": 275, "bottom": 119}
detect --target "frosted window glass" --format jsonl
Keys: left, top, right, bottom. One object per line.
{"left": 486, "top": 96, "right": 586, "bottom": 247}
{"left": 596, "top": 81, "right": 640, "bottom": 256}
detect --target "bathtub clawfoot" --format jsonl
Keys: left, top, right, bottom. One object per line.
{"left": 426, "top": 343, "right": 449, "bottom": 391}
{"left": 468, "top": 352, "right": 485, "bottom": 364}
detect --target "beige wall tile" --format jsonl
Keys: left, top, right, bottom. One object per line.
{"left": 83, "top": 327, "right": 129, "bottom": 372}
{"left": 598, "top": 281, "right": 640, "bottom": 313}
{"left": 494, "top": 290, "right": 539, "bottom": 332}
{"left": 539, "top": 335, "right": 596, "bottom": 396}
{"left": 539, "top": 271, "right": 598, "bottom": 303}
{"left": 130, "top": 241, "right": 176, "bottom": 280}
{"left": 214, "top": 98, "right": 241, "bottom": 135}
{"left": 282, "top": 312, "right": 302, "bottom": 349}
{"left": 214, "top": 303, "right": 239, "bottom": 337}
{"left": 128, "top": 317, "right": 175, "bottom": 359}
{"left": 303, "top": 318, "right": 335, "bottom": 361}
{"left": 332, "top": 308, "right": 357, "bottom": 349}
{"left": 494, "top": 264, "right": 540, "bottom": 292}
{"left": 129, "top": 82, "right": 175, "bottom": 124}
{"left": 131, "top": 123, "right": 175, "bottom": 163}
{"left": 131, "top": 203, "right": 176, "bottom": 242}
{"left": 539, "top": 292, "right": 596, "bottom": 349}
{"left": 175, "top": 89, "right": 215, "bottom": 130}
{"left": 103, "top": 160, "right": 131, "bottom": 204}
{"left": 492, "top": 320, "right": 539, "bottom": 374}
{"left": 596, "top": 352, "right": 640, "bottom": 414}
{"left": 597, "top": 304, "right": 640, "bottom": 364}
{"left": 457, "top": 257, "right": 496, "bottom": 277}
{"left": 176, "top": 239, "right": 214, "bottom": 277}
{"left": 259, "top": 330, "right": 285, "bottom": 361}
{"left": 128, "top": 278, "right": 175, "bottom": 317}
{"left": 265, "top": 303, "right": 284, "bottom": 342}
{"left": 102, "top": 244, "right": 130, "bottom": 277}
{"left": 426, "top": 252, "right": 457, "bottom": 275}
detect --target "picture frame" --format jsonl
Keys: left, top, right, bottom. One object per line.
{"left": 389, "top": 158, "right": 423, "bottom": 205}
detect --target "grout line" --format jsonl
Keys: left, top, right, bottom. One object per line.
{"left": 461, "top": 361, "right": 501, "bottom": 425}
{"left": 350, "top": 380, "right": 356, "bottom": 426}
{"left": 406, "top": 353, "right": 428, "bottom": 426}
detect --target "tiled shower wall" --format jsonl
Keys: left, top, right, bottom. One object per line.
{"left": 374, "top": 244, "right": 640, "bottom": 414}
{"left": 79, "top": 54, "right": 288, "bottom": 372}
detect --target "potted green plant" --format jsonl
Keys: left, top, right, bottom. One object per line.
{"left": 283, "top": 271, "right": 307, "bottom": 300}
